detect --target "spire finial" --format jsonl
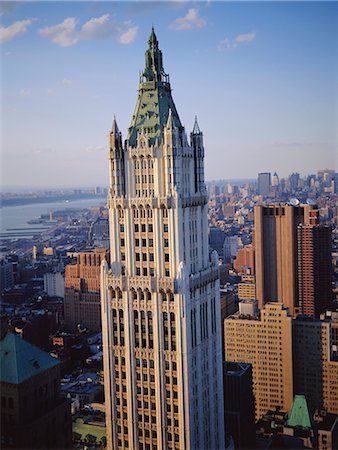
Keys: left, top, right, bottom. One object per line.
{"left": 192, "top": 115, "right": 201, "bottom": 134}
{"left": 111, "top": 114, "right": 119, "bottom": 133}
{"left": 148, "top": 26, "right": 158, "bottom": 48}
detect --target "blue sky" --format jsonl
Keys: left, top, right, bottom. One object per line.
{"left": 1, "top": 1, "right": 337, "bottom": 188}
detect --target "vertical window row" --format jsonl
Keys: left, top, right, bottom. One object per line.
{"left": 164, "top": 359, "right": 179, "bottom": 449}
{"left": 191, "top": 309, "right": 197, "bottom": 347}
{"left": 199, "top": 303, "right": 209, "bottom": 342}
{"left": 134, "top": 310, "right": 154, "bottom": 349}
{"left": 114, "top": 354, "right": 128, "bottom": 448}
{"left": 134, "top": 157, "right": 155, "bottom": 197}
{"left": 211, "top": 297, "right": 216, "bottom": 334}
{"left": 133, "top": 207, "right": 155, "bottom": 277}
{"left": 118, "top": 207, "right": 126, "bottom": 275}
{"left": 163, "top": 312, "right": 176, "bottom": 351}
{"left": 112, "top": 308, "right": 125, "bottom": 346}
{"left": 162, "top": 207, "right": 170, "bottom": 277}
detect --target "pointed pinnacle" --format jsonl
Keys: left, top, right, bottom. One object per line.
{"left": 192, "top": 115, "right": 200, "bottom": 134}
{"left": 111, "top": 114, "right": 119, "bottom": 133}
{"left": 166, "top": 108, "right": 173, "bottom": 129}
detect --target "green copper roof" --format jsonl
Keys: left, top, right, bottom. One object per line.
{"left": 128, "top": 28, "right": 183, "bottom": 147}
{"left": 287, "top": 395, "right": 312, "bottom": 429}
{"left": 0, "top": 332, "right": 59, "bottom": 384}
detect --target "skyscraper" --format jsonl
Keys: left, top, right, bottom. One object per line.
{"left": 255, "top": 203, "right": 332, "bottom": 316}
{"left": 255, "top": 203, "right": 312, "bottom": 314}
{"left": 297, "top": 224, "right": 332, "bottom": 316}
{"left": 64, "top": 248, "right": 107, "bottom": 332}
{"left": 271, "top": 172, "right": 279, "bottom": 187}
{"left": 258, "top": 172, "right": 271, "bottom": 196}
{"left": 101, "top": 29, "right": 225, "bottom": 450}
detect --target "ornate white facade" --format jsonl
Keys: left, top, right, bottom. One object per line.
{"left": 101, "top": 29, "right": 225, "bottom": 450}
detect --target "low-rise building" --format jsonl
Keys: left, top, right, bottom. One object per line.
{"left": 0, "top": 332, "right": 72, "bottom": 449}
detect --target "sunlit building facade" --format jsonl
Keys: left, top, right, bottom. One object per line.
{"left": 101, "top": 30, "right": 225, "bottom": 450}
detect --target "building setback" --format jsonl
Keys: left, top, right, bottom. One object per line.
{"left": 0, "top": 332, "right": 72, "bottom": 449}
{"left": 101, "top": 29, "right": 225, "bottom": 450}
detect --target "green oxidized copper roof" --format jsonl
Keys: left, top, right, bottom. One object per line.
{"left": 287, "top": 395, "right": 312, "bottom": 429}
{"left": 0, "top": 332, "right": 59, "bottom": 384}
{"left": 128, "top": 28, "right": 183, "bottom": 147}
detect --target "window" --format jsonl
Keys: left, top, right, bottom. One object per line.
{"left": 136, "top": 253, "right": 140, "bottom": 261}
{"left": 150, "top": 253, "right": 154, "bottom": 261}
{"left": 135, "top": 224, "right": 139, "bottom": 232}
{"left": 142, "top": 224, "right": 146, "bottom": 232}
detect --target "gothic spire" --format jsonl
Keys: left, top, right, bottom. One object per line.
{"left": 148, "top": 26, "right": 158, "bottom": 49}
{"left": 111, "top": 114, "right": 119, "bottom": 134}
{"left": 127, "top": 28, "right": 183, "bottom": 147}
{"left": 143, "top": 27, "right": 167, "bottom": 83}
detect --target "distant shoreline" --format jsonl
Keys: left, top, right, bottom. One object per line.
{"left": 1, "top": 193, "right": 107, "bottom": 208}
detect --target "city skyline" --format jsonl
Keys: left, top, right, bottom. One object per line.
{"left": 1, "top": 1, "right": 337, "bottom": 188}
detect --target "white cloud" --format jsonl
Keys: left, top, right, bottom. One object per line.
{"left": 39, "top": 14, "right": 138, "bottom": 47}
{"left": 0, "top": 18, "right": 34, "bottom": 43}
{"left": 118, "top": 24, "right": 138, "bottom": 44}
{"left": 219, "top": 32, "right": 256, "bottom": 50}
{"left": 81, "top": 13, "right": 110, "bottom": 37}
{"left": 18, "top": 89, "right": 31, "bottom": 97}
{"left": 170, "top": 8, "right": 206, "bottom": 31}
{"left": 39, "top": 17, "right": 79, "bottom": 47}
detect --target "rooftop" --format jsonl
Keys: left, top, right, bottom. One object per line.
{"left": 287, "top": 395, "right": 312, "bottom": 430}
{"left": 0, "top": 332, "right": 59, "bottom": 384}
{"left": 318, "top": 414, "right": 338, "bottom": 432}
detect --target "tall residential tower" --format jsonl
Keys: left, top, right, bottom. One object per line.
{"left": 101, "top": 29, "right": 225, "bottom": 450}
